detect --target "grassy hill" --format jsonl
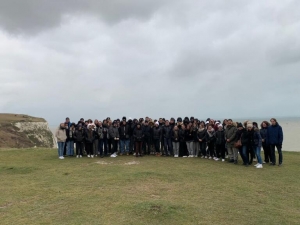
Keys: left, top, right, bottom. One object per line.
{"left": 0, "top": 149, "right": 299, "bottom": 225}
{"left": 0, "top": 113, "right": 46, "bottom": 122}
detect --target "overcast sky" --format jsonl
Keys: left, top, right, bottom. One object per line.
{"left": 0, "top": 0, "right": 299, "bottom": 125}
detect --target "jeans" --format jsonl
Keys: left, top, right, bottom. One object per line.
{"left": 120, "top": 139, "right": 130, "bottom": 154}
{"left": 98, "top": 139, "right": 108, "bottom": 156}
{"left": 66, "top": 141, "right": 74, "bottom": 156}
{"left": 58, "top": 142, "right": 65, "bottom": 157}
{"left": 164, "top": 138, "right": 173, "bottom": 155}
{"left": 193, "top": 142, "right": 199, "bottom": 156}
{"left": 270, "top": 144, "right": 283, "bottom": 165}
{"left": 93, "top": 139, "right": 99, "bottom": 155}
{"left": 255, "top": 146, "right": 263, "bottom": 164}
{"left": 172, "top": 142, "right": 179, "bottom": 156}
{"left": 143, "top": 137, "right": 151, "bottom": 154}
{"left": 242, "top": 145, "right": 254, "bottom": 165}
{"left": 186, "top": 141, "right": 194, "bottom": 156}
{"left": 216, "top": 144, "right": 226, "bottom": 159}
{"left": 207, "top": 142, "right": 215, "bottom": 157}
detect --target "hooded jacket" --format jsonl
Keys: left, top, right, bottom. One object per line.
{"left": 133, "top": 126, "right": 144, "bottom": 142}
{"left": 74, "top": 129, "right": 85, "bottom": 142}
{"left": 162, "top": 125, "right": 172, "bottom": 139}
{"left": 225, "top": 125, "right": 237, "bottom": 147}
{"left": 152, "top": 126, "right": 162, "bottom": 140}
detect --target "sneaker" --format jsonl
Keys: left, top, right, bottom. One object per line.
{"left": 174, "top": 155, "right": 178, "bottom": 157}
{"left": 95, "top": 155, "right": 97, "bottom": 157}
{"left": 76, "top": 155, "right": 79, "bottom": 158}
{"left": 256, "top": 164, "right": 263, "bottom": 169}
{"left": 254, "top": 163, "right": 259, "bottom": 167}
{"left": 263, "top": 161, "right": 266, "bottom": 164}
{"left": 194, "top": 155, "right": 198, "bottom": 158}
{"left": 59, "top": 156, "right": 64, "bottom": 159}
{"left": 87, "top": 155, "right": 90, "bottom": 158}
{"left": 208, "top": 157, "right": 212, "bottom": 160}
{"left": 80, "top": 155, "right": 82, "bottom": 158}
{"left": 205, "top": 156, "right": 208, "bottom": 159}
{"left": 222, "top": 159, "right": 225, "bottom": 162}
{"left": 215, "top": 158, "right": 219, "bottom": 161}
{"left": 91, "top": 155, "right": 94, "bottom": 158}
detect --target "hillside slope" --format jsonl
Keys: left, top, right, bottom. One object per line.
{"left": 0, "top": 114, "right": 56, "bottom": 148}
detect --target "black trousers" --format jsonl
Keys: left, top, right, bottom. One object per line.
{"left": 154, "top": 139, "right": 160, "bottom": 153}
{"left": 85, "top": 142, "right": 93, "bottom": 155}
{"left": 270, "top": 144, "right": 283, "bottom": 165}
{"left": 216, "top": 144, "right": 226, "bottom": 159}
{"left": 262, "top": 143, "right": 271, "bottom": 163}
{"left": 76, "top": 142, "right": 84, "bottom": 156}
{"left": 143, "top": 137, "right": 151, "bottom": 154}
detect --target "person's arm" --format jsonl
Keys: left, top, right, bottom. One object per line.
{"left": 279, "top": 126, "right": 283, "bottom": 145}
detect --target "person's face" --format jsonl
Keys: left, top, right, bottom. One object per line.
{"left": 79, "top": 126, "right": 82, "bottom": 130}
{"left": 224, "top": 120, "right": 228, "bottom": 125}
{"left": 99, "top": 122, "right": 102, "bottom": 126}
{"left": 247, "top": 127, "right": 253, "bottom": 131}
{"left": 208, "top": 125, "right": 212, "bottom": 130}
{"left": 66, "top": 118, "right": 70, "bottom": 123}
{"left": 270, "top": 119, "right": 276, "bottom": 125}
{"left": 218, "top": 126, "right": 222, "bottom": 131}
{"left": 159, "top": 119, "right": 162, "bottom": 123}
{"left": 145, "top": 122, "right": 148, "bottom": 126}
{"left": 122, "top": 121, "right": 126, "bottom": 125}
{"left": 262, "top": 123, "right": 266, "bottom": 128}
{"left": 228, "top": 120, "right": 232, "bottom": 125}
{"left": 238, "top": 127, "right": 243, "bottom": 130}
{"left": 165, "top": 121, "right": 169, "bottom": 126}
{"left": 155, "top": 123, "right": 158, "bottom": 127}
{"left": 174, "top": 126, "right": 178, "bottom": 131}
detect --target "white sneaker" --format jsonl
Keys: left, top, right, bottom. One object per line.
{"left": 91, "top": 155, "right": 94, "bottom": 158}
{"left": 209, "top": 157, "right": 212, "bottom": 160}
{"left": 222, "top": 159, "right": 225, "bottom": 162}
{"left": 80, "top": 155, "right": 82, "bottom": 158}
{"left": 215, "top": 158, "right": 219, "bottom": 161}
{"left": 254, "top": 163, "right": 259, "bottom": 167}
{"left": 87, "top": 155, "right": 90, "bottom": 158}
{"left": 205, "top": 156, "right": 208, "bottom": 159}
{"left": 59, "top": 156, "right": 64, "bottom": 159}
{"left": 174, "top": 155, "right": 178, "bottom": 157}
{"left": 194, "top": 155, "right": 198, "bottom": 157}
{"left": 95, "top": 155, "right": 97, "bottom": 157}
{"left": 76, "top": 155, "right": 79, "bottom": 158}
{"left": 256, "top": 164, "right": 263, "bottom": 169}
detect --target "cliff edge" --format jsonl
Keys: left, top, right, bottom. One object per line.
{"left": 0, "top": 113, "right": 56, "bottom": 148}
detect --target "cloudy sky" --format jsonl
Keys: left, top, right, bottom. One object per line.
{"left": 0, "top": 0, "right": 299, "bottom": 125}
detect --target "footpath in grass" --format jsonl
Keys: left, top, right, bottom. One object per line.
{"left": 0, "top": 149, "right": 300, "bottom": 225}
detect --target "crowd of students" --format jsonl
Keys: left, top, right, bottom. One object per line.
{"left": 55, "top": 116, "right": 284, "bottom": 168}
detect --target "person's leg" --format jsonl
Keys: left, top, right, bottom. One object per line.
{"left": 172, "top": 142, "right": 176, "bottom": 156}
{"left": 215, "top": 144, "right": 220, "bottom": 159}
{"left": 227, "top": 147, "right": 234, "bottom": 161}
{"left": 76, "top": 142, "right": 80, "bottom": 156}
{"left": 107, "top": 139, "right": 112, "bottom": 155}
{"left": 120, "top": 140, "right": 125, "bottom": 155}
{"left": 80, "top": 142, "right": 84, "bottom": 156}
{"left": 135, "top": 142, "right": 139, "bottom": 156}
{"left": 163, "top": 138, "right": 169, "bottom": 156}
{"left": 93, "top": 140, "right": 98, "bottom": 156}
{"left": 269, "top": 144, "right": 276, "bottom": 165}
{"left": 103, "top": 139, "right": 107, "bottom": 156}
{"left": 98, "top": 139, "right": 103, "bottom": 156}
{"left": 255, "top": 147, "right": 263, "bottom": 164}
{"left": 221, "top": 145, "right": 226, "bottom": 160}
{"left": 63, "top": 142, "right": 67, "bottom": 156}
{"left": 58, "top": 142, "right": 62, "bottom": 157}
{"left": 233, "top": 147, "right": 239, "bottom": 163}
{"left": 276, "top": 144, "right": 283, "bottom": 165}
{"left": 242, "top": 146, "right": 249, "bottom": 165}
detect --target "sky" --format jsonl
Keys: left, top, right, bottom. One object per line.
{"left": 0, "top": 0, "right": 300, "bottom": 126}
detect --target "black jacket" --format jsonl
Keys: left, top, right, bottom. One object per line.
{"left": 197, "top": 129, "right": 207, "bottom": 142}
{"left": 143, "top": 125, "right": 152, "bottom": 138}
{"left": 152, "top": 127, "right": 162, "bottom": 140}
{"left": 215, "top": 130, "right": 225, "bottom": 145}
{"left": 133, "top": 127, "right": 144, "bottom": 142}
{"left": 66, "top": 128, "right": 76, "bottom": 141}
{"left": 84, "top": 129, "right": 96, "bottom": 143}
{"left": 74, "top": 129, "right": 85, "bottom": 142}
{"left": 162, "top": 125, "right": 172, "bottom": 138}
{"left": 119, "top": 124, "right": 130, "bottom": 140}
{"left": 171, "top": 130, "right": 180, "bottom": 142}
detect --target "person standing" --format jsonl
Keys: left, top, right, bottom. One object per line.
{"left": 84, "top": 124, "right": 95, "bottom": 158}
{"left": 74, "top": 124, "right": 85, "bottom": 158}
{"left": 119, "top": 117, "right": 131, "bottom": 156}
{"left": 162, "top": 120, "right": 173, "bottom": 156}
{"left": 142, "top": 120, "right": 152, "bottom": 155}
{"left": 197, "top": 124, "right": 207, "bottom": 158}
{"left": 206, "top": 125, "right": 216, "bottom": 159}
{"left": 225, "top": 119, "right": 237, "bottom": 163}
{"left": 185, "top": 123, "right": 194, "bottom": 157}
{"left": 241, "top": 123, "right": 256, "bottom": 167}
{"left": 171, "top": 125, "right": 180, "bottom": 157}
{"left": 215, "top": 124, "right": 225, "bottom": 161}
{"left": 66, "top": 123, "right": 76, "bottom": 156}
{"left": 152, "top": 122, "right": 162, "bottom": 156}
{"left": 260, "top": 121, "right": 271, "bottom": 164}
{"left": 267, "top": 118, "right": 283, "bottom": 166}
{"left": 55, "top": 123, "right": 67, "bottom": 159}
{"left": 109, "top": 121, "right": 120, "bottom": 157}
{"left": 133, "top": 123, "right": 144, "bottom": 157}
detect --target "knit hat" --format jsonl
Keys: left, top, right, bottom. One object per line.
{"left": 237, "top": 123, "right": 243, "bottom": 128}
{"left": 218, "top": 124, "right": 223, "bottom": 128}
{"left": 155, "top": 121, "right": 159, "bottom": 125}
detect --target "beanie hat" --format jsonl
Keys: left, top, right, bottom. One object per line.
{"left": 237, "top": 123, "right": 243, "bottom": 128}
{"left": 155, "top": 121, "right": 159, "bottom": 125}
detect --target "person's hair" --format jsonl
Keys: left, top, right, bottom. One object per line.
{"left": 260, "top": 121, "right": 270, "bottom": 128}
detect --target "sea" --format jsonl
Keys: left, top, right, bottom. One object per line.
{"left": 49, "top": 117, "right": 300, "bottom": 152}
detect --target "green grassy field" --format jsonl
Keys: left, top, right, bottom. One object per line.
{"left": 0, "top": 149, "right": 299, "bottom": 225}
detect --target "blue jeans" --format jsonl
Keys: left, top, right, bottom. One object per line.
{"left": 98, "top": 139, "right": 108, "bottom": 156}
{"left": 66, "top": 141, "right": 74, "bottom": 156}
{"left": 120, "top": 139, "right": 130, "bottom": 154}
{"left": 255, "top": 147, "right": 262, "bottom": 164}
{"left": 242, "top": 145, "right": 249, "bottom": 164}
{"left": 58, "top": 142, "right": 65, "bottom": 157}
{"left": 164, "top": 138, "right": 173, "bottom": 155}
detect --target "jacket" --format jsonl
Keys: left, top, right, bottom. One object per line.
{"left": 241, "top": 129, "right": 262, "bottom": 147}
{"left": 66, "top": 128, "right": 76, "bottom": 141}
{"left": 215, "top": 130, "right": 225, "bottom": 145}
{"left": 197, "top": 129, "right": 207, "bottom": 142}
{"left": 171, "top": 130, "right": 180, "bottom": 142}
{"left": 152, "top": 127, "right": 162, "bottom": 140}
{"left": 225, "top": 125, "right": 237, "bottom": 147}
{"left": 162, "top": 125, "right": 172, "bottom": 138}
{"left": 84, "top": 129, "right": 96, "bottom": 144}
{"left": 133, "top": 127, "right": 144, "bottom": 142}
{"left": 267, "top": 123, "right": 283, "bottom": 145}
{"left": 109, "top": 126, "right": 120, "bottom": 139}
{"left": 74, "top": 129, "right": 85, "bottom": 142}
{"left": 179, "top": 129, "right": 186, "bottom": 142}
{"left": 55, "top": 127, "right": 67, "bottom": 142}
{"left": 143, "top": 125, "right": 152, "bottom": 138}
{"left": 206, "top": 130, "right": 216, "bottom": 144}
{"left": 119, "top": 124, "right": 130, "bottom": 140}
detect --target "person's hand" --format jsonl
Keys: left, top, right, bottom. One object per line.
{"left": 227, "top": 139, "right": 230, "bottom": 142}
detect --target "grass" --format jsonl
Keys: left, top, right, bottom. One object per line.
{"left": 0, "top": 113, "right": 45, "bottom": 122}
{"left": 0, "top": 149, "right": 299, "bottom": 225}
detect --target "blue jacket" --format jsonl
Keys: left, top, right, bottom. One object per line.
{"left": 267, "top": 123, "right": 283, "bottom": 145}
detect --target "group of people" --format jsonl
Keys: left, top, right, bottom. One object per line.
{"left": 55, "top": 116, "right": 284, "bottom": 168}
